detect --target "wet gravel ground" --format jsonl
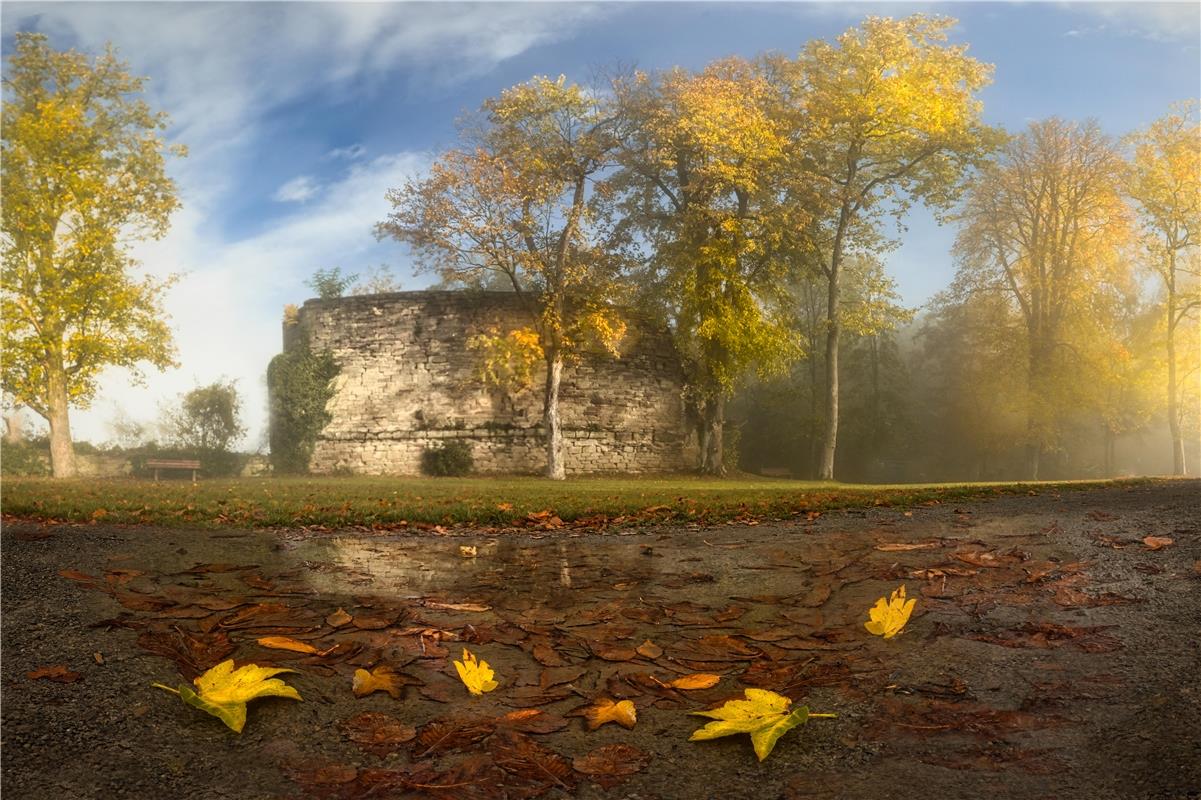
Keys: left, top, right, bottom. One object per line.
{"left": 2, "top": 480, "right": 1199, "bottom": 800}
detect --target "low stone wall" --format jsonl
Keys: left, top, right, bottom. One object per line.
{"left": 292, "top": 291, "right": 698, "bottom": 476}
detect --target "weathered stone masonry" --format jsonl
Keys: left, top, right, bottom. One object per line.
{"left": 285, "top": 291, "right": 698, "bottom": 475}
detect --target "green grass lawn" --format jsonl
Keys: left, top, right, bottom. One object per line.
{"left": 0, "top": 474, "right": 1153, "bottom": 530}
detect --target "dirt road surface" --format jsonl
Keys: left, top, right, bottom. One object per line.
{"left": 3, "top": 480, "right": 1198, "bottom": 799}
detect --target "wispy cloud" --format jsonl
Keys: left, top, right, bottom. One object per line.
{"left": 79, "top": 152, "right": 431, "bottom": 448}
{"left": 326, "top": 143, "right": 366, "bottom": 161}
{"left": 273, "top": 176, "right": 321, "bottom": 203}
{"left": 1, "top": 2, "right": 607, "bottom": 442}
{"left": 1062, "top": 2, "right": 1200, "bottom": 43}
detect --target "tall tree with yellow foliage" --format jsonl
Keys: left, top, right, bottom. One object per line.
{"left": 1125, "top": 103, "right": 1201, "bottom": 475}
{"left": 2, "top": 33, "right": 184, "bottom": 477}
{"left": 954, "top": 119, "right": 1133, "bottom": 478}
{"left": 377, "top": 76, "right": 624, "bottom": 479}
{"left": 609, "top": 59, "right": 800, "bottom": 474}
{"left": 767, "top": 15, "right": 999, "bottom": 480}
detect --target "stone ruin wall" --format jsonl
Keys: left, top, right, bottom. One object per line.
{"left": 288, "top": 291, "right": 698, "bottom": 475}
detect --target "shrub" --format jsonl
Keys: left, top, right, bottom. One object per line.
{"left": 267, "top": 340, "right": 339, "bottom": 474}
{"left": 421, "top": 440, "right": 474, "bottom": 477}
{"left": 0, "top": 439, "right": 49, "bottom": 476}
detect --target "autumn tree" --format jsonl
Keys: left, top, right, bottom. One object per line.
{"left": 767, "top": 15, "right": 998, "bottom": 480}
{"left": 953, "top": 119, "right": 1133, "bottom": 478}
{"left": 160, "top": 379, "right": 246, "bottom": 454}
{"left": 1125, "top": 103, "right": 1201, "bottom": 475}
{"left": 609, "top": 59, "right": 799, "bottom": 474}
{"left": 376, "top": 76, "right": 623, "bottom": 479}
{"left": 1, "top": 33, "right": 183, "bottom": 477}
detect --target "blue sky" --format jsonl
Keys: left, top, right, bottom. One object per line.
{"left": 3, "top": 1, "right": 1199, "bottom": 447}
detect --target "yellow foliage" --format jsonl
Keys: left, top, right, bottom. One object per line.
{"left": 153, "top": 660, "right": 301, "bottom": 733}
{"left": 864, "top": 584, "right": 916, "bottom": 638}
{"left": 689, "top": 688, "right": 836, "bottom": 761}
{"left": 453, "top": 649, "right": 499, "bottom": 696}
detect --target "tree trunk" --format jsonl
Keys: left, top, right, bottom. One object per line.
{"left": 543, "top": 352, "right": 565, "bottom": 480}
{"left": 1167, "top": 298, "right": 1186, "bottom": 476}
{"left": 818, "top": 270, "right": 841, "bottom": 481}
{"left": 699, "top": 396, "right": 726, "bottom": 476}
{"left": 46, "top": 366, "right": 77, "bottom": 478}
{"left": 1103, "top": 427, "right": 1114, "bottom": 478}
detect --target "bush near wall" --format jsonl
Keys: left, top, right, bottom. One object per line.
{"left": 0, "top": 439, "right": 50, "bottom": 476}
{"left": 267, "top": 340, "right": 339, "bottom": 474}
{"left": 421, "top": 440, "right": 475, "bottom": 476}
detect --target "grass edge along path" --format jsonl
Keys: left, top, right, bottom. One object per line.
{"left": 0, "top": 475, "right": 1166, "bottom": 531}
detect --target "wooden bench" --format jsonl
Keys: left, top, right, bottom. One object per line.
{"left": 146, "top": 459, "right": 201, "bottom": 482}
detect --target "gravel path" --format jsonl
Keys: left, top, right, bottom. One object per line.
{"left": 2, "top": 480, "right": 1198, "bottom": 800}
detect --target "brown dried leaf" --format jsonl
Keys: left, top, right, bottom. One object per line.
{"left": 1142, "top": 536, "right": 1174, "bottom": 551}
{"left": 636, "top": 640, "right": 663, "bottom": 659}
{"left": 326, "top": 608, "right": 352, "bottom": 628}
{"left": 592, "top": 645, "right": 638, "bottom": 662}
{"left": 531, "top": 642, "right": 565, "bottom": 667}
{"left": 573, "top": 743, "right": 650, "bottom": 789}
{"left": 413, "top": 716, "right": 496, "bottom": 758}
{"left": 340, "top": 711, "right": 416, "bottom": 757}
{"left": 875, "top": 541, "right": 939, "bottom": 551}
{"left": 490, "top": 731, "right": 575, "bottom": 791}
{"left": 27, "top": 665, "right": 82, "bottom": 683}
{"left": 425, "top": 601, "right": 491, "bottom": 613}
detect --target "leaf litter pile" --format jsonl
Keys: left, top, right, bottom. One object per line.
{"left": 16, "top": 486, "right": 1201, "bottom": 799}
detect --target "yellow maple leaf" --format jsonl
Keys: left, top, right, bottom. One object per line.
{"left": 353, "top": 666, "right": 404, "bottom": 699}
{"left": 153, "top": 660, "right": 301, "bottom": 733}
{"left": 864, "top": 584, "right": 916, "bottom": 639}
{"left": 584, "top": 697, "right": 637, "bottom": 730}
{"left": 453, "top": 648, "right": 498, "bottom": 695}
{"left": 689, "top": 688, "right": 835, "bottom": 761}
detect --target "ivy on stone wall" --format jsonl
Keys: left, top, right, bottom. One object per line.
{"left": 267, "top": 339, "right": 339, "bottom": 474}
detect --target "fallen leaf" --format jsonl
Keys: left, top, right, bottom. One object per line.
{"left": 490, "top": 731, "right": 575, "bottom": 791}
{"left": 659, "top": 673, "right": 721, "bottom": 690}
{"left": 1142, "top": 536, "right": 1174, "bottom": 551}
{"left": 865, "top": 585, "right": 916, "bottom": 639}
{"left": 583, "top": 698, "right": 637, "bottom": 730}
{"left": 257, "top": 636, "right": 319, "bottom": 655}
{"left": 497, "top": 709, "right": 570, "bottom": 735}
{"left": 27, "top": 665, "right": 83, "bottom": 683}
{"left": 153, "top": 659, "right": 301, "bottom": 733}
{"left": 689, "top": 688, "right": 836, "bottom": 761}
{"left": 573, "top": 743, "right": 650, "bottom": 789}
{"left": 458, "top": 545, "right": 478, "bottom": 558}
{"left": 340, "top": 711, "right": 416, "bottom": 757}
{"left": 636, "top": 640, "right": 663, "bottom": 659}
{"left": 326, "top": 608, "right": 352, "bottom": 628}
{"left": 454, "top": 649, "right": 498, "bottom": 695}
{"left": 353, "top": 666, "right": 404, "bottom": 699}
{"left": 592, "top": 645, "right": 638, "bottom": 662}
{"left": 414, "top": 716, "right": 496, "bottom": 757}
{"left": 875, "top": 541, "right": 938, "bottom": 551}
{"left": 93, "top": 652, "right": 105, "bottom": 665}
{"left": 426, "top": 601, "right": 491, "bottom": 613}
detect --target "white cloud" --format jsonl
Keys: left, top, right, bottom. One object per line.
{"left": 72, "top": 151, "right": 432, "bottom": 448}
{"left": 273, "top": 175, "right": 321, "bottom": 203}
{"left": 1062, "top": 2, "right": 1200, "bottom": 43}
{"left": 1, "top": 2, "right": 609, "bottom": 446}
{"left": 326, "top": 143, "right": 366, "bottom": 161}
